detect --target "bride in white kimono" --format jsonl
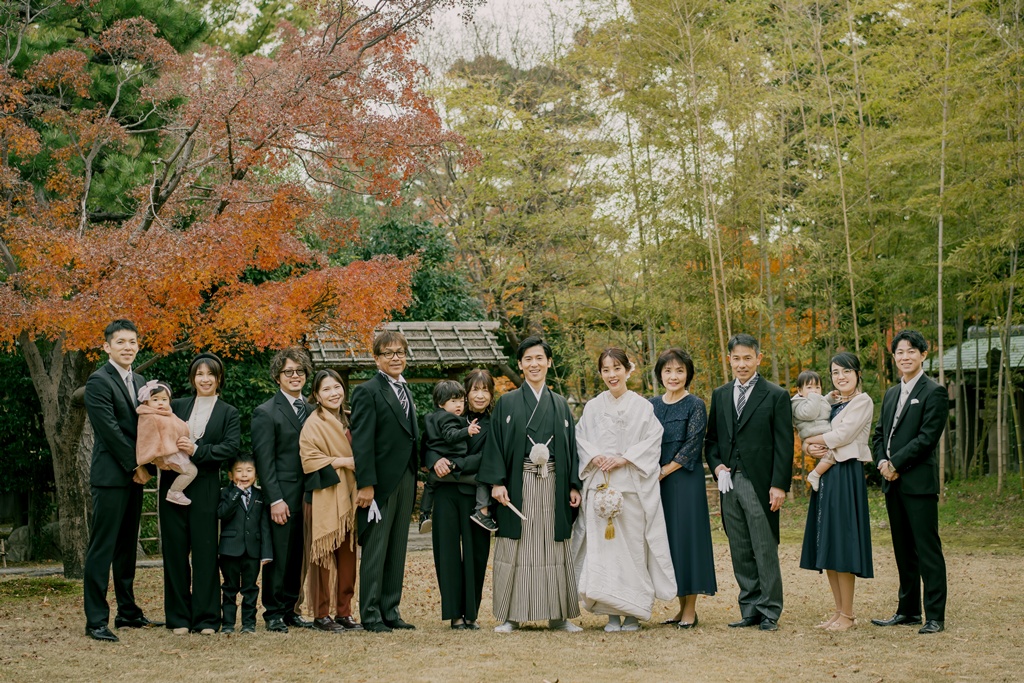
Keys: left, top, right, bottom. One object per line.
{"left": 572, "top": 348, "right": 676, "bottom": 631}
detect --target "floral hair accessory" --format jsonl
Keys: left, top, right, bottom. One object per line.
{"left": 137, "top": 380, "right": 171, "bottom": 404}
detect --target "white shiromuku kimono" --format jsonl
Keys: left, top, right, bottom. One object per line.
{"left": 571, "top": 390, "right": 676, "bottom": 620}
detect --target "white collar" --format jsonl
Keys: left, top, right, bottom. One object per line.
{"left": 735, "top": 373, "right": 759, "bottom": 390}
{"left": 380, "top": 371, "right": 407, "bottom": 385}
{"left": 278, "top": 388, "right": 304, "bottom": 403}
{"left": 108, "top": 358, "right": 132, "bottom": 381}
{"left": 525, "top": 382, "right": 544, "bottom": 402}
{"left": 900, "top": 368, "right": 925, "bottom": 393}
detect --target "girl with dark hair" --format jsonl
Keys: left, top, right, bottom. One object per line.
{"left": 164, "top": 352, "right": 242, "bottom": 635}
{"left": 649, "top": 348, "right": 716, "bottom": 628}
{"left": 298, "top": 369, "right": 362, "bottom": 632}
{"left": 573, "top": 348, "right": 676, "bottom": 631}
{"left": 798, "top": 352, "right": 874, "bottom": 632}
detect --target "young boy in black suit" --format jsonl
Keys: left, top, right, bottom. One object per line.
{"left": 218, "top": 454, "right": 272, "bottom": 634}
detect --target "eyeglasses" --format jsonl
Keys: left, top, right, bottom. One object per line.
{"left": 281, "top": 368, "right": 307, "bottom": 377}
{"left": 377, "top": 350, "right": 407, "bottom": 360}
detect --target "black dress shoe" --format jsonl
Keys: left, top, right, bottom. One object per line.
{"left": 463, "top": 621, "right": 480, "bottom": 630}
{"left": 285, "top": 614, "right": 316, "bottom": 629}
{"left": 759, "top": 618, "right": 779, "bottom": 631}
{"left": 728, "top": 615, "right": 763, "bottom": 628}
{"left": 384, "top": 618, "right": 415, "bottom": 630}
{"left": 451, "top": 619, "right": 467, "bottom": 630}
{"left": 334, "top": 615, "right": 363, "bottom": 631}
{"left": 221, "top": 626, "right": 235, "bottom": 634}
{"left": 918, "top": 620, "right": 945, "bottom": 634}
{"left": 313, "top": 617, "right": 345, "bottom": 633}
{"left": 266, "top": 618, "right": 288, "bottom": 633}
{"left": 115, "top": 615, "right": 164, "bottom": 629}
{"left": 363, "top": 622, "right": 393, "bottom": 633}
{"left": 870, "top": 613, "right": 923, "bottom": 627}
{"left": 677, "top": 614, "right": 699, "bottom": 629}
{"left": 86, "top": 626, "right": 119, "bottom": 642}
{"left": 240, "top": 625, "right": 256, "bottom": 634}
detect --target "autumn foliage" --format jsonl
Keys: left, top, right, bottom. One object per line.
{"left": 0, "top": 1, "right": 470, "bottom": 356}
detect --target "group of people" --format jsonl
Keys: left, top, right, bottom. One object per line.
{"left": 81, "top": 318, "right": 949, "bottom": 642}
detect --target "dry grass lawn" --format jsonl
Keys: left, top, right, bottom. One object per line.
{"left": 2, "top": 529, "right": 1023, "bottom": 683}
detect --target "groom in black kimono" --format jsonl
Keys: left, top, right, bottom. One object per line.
{"left": 478, "top": 336, "right": 583, "bottom": 632}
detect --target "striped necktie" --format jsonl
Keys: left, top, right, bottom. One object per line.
{"left": 293, "top": 398, "right": 308, "bottom": 426}
{"left": 396, "top": 382, "right": 411, "bottom": 418}
{"left": 736, "top": 380, "right": 752, "bottom": 417}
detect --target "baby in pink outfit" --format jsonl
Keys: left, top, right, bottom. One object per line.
{"left": 135, "top": 381, "right": 197, "bottom": 505}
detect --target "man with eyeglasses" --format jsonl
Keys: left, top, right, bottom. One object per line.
{"left": 351, "top": 330, "right": 420, "bottom": 632}
{"left": 252, "top": 347, "right": 316, "bottom": 633}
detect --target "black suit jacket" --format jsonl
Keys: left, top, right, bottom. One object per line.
{"left": 251, "top": 392, "right": 313, "bottom": 507}
{"left": 85, "top": 362, "right": 145, "bottom": 487}
{"left": 351, "top": 372, "right": 419, "bottom": 502}
{"left": 217, "top": 485, "right": 273, "bottom": 560}
{"left": 422, "top": 409, "right": 484, "bottom": 496}
{"left": 171, "top": 397, "right": 241, "bottom": 475}
{"left": 705, "top": 376, "right": 794, "bottom": 541}
{"left": 872, "top": 374, "right": 949, "bottom": 495}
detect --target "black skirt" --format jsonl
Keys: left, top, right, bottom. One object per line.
{"left": 800, "top": 459, "right": 874, "bottom": 578}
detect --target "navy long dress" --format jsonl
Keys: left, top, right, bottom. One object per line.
{"left": 799, "top": 401, "right": 874, "bottom": 578}
{"left": 651, "top": 394, "right": 717, "bottom": 597}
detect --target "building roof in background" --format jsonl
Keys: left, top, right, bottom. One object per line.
{"left": 308, "top": 321, "right": 507, "bottom": 370}
{"left": 928, "top": 333, "right": 1024, "bottom": 373}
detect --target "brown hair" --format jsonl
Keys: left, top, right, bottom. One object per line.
{"left": 188, "top": 352, "right": 226, "bottom": 393}
{"left": 372, "top": 330, "right": 409, "bottom": 356}
{"left": 311, "top": 368, "right": 349, "bottom": 427}
{"left": 269, "top": 346, "right": 313, "bottom": 383}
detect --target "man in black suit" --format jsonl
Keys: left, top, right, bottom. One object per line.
{"left": 251, "top": 347, "right": 316, "bottom": 633}
{"left": 351, "top": 330, "right": 420, "bottom": 633}
{"left": 705, "top": 333, "right": 793, "bottom": 631}
{"left": 871, "top": 329, "right": 949, "bottom": 634}
{"left": 218, "top": 454, "right": 273, "bottom": 634}
{"left": 83, "top": 319, "right": 163, "bottom": 642}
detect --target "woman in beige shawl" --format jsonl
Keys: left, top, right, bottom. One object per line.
{"left": 298, "top": 369, "right": 363, "bottom": 632}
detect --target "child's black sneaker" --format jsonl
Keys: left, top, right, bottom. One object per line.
{"left": 419, "top": 512, "right": 432, "bottom": 534}
{"left": 470, "top": 510, "right": 498, "bottom": 533}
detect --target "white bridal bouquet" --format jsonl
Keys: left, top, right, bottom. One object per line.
{"left": 593, "top": 472, "right": 623, "bottom": 540}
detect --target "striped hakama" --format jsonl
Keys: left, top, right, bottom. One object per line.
{"left": 492, "top": 461, "right": 581, "bottom": 622}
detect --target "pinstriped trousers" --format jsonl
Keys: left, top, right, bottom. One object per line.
{"left": 358, "top": 468, "right": 415, "bottom": 626}
{"left": 721, "top": 471, "right": 784, "bottom": 621}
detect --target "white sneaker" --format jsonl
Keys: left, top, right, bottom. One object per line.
{"left": 604, "top": 616, "right": 622, "bottom": 632}
{"left": 166, "top": 490, "right": 192, "bottom": 506}
{"left": 621, "top": 617, "right": 640, "bottom": 631}
{"left": 494, "top": 621, "right": 520, "bottom": 633}
{"left": 549, "top": 619, "right": 583, "bottom": 632}
{"left": 807, "top": 470, "right": 821, "bottom": 492}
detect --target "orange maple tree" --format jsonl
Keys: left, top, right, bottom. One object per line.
{"left": 0, "top": 0, "right": 475, "bottom": 576}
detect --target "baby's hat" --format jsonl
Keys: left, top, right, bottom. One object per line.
{"left": 138, "top": 380, "right": 172, "bottom": 404}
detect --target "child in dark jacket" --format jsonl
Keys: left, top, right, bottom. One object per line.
{"left": 418, "top": 380, "right": 495, "bottom": 533}
{"left": 218, "top": 454, "right": 272, "bottom": 633}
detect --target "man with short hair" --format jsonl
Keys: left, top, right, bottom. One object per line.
{"left": 478, "top": 336, "right": 583, "bottom": 633}
{"left": 871, "top": 330, "right": 949, "bottom": 634}
{"left": 705, "top": 333, "right": 793, "bottom": 631}
{"left": 252, "top": 347, "right": 316, "bottom": 633}
{"left": 352, "top": 330, "right": 420, "bottom": 633}
{"left": 83, "top": 319, "right": 163, "bottom": 642}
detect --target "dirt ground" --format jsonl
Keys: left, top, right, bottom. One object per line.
{"left": 2, "top": 533, "right": 1022, "bottom": 683}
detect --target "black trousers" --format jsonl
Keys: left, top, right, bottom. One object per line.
{"left": 359, "top": 468, "right": 416, "bottom": 626}
{"left": 885, "top": 487, "right": 947, "bottom": 621}
{"left": 261, "top": 488, "right": 304, "bottom": 622}
{"left": 221, "top": 555, "right": 261, "bottom": 628}
{"left": 83, "top": 483, "right": 145, "bottom": 629}
{"left": 431, "top": 484, "right": 491, "bottom": 621}
{"left": 159, "top": 469, "right": 221, "bottom": 631}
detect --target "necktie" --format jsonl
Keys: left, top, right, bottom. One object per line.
{"left": 293, "top": 398, "right": 307, "bottom": 426}
{"left": 736, "top": 381, "right": 751, "bottom": 418}
{"left": 242, "top": 488, "right": 251, "bottom": 509}
{"left": 125, "top": 371, "right": 136, "bottom": 406}
{"left": 396, "top": 382, "right": 411, "bottom": 418}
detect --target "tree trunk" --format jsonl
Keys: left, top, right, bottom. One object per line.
{"left": 19, "top": 338, "right": 95, "bottom": 579}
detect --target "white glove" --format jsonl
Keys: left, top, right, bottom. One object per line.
{"left": 717, "top": 470, "right": 733, "bottom": 494}
{"left": 368, "top": 499, "right": 382, "bottom": 523}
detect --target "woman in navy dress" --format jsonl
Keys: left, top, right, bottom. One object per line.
{"left": 650, "top": 348, "right": 717, "bottom": 629}
{"left": 799, "top": 352, "right": 874, "bottom": 632}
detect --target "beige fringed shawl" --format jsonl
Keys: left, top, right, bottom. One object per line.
{"left": 299, "top": 409, "right": 358, "bottom": 566}
{"left": 136, "top": 404, "right": 190, "bottom": 468}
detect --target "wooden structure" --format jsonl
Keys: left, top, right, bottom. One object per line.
{"left": 307, "top": 321, "right": 519, "bottom": 385}
{"left": 927, "top": 326, "right": 1024, "bottom": 474}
